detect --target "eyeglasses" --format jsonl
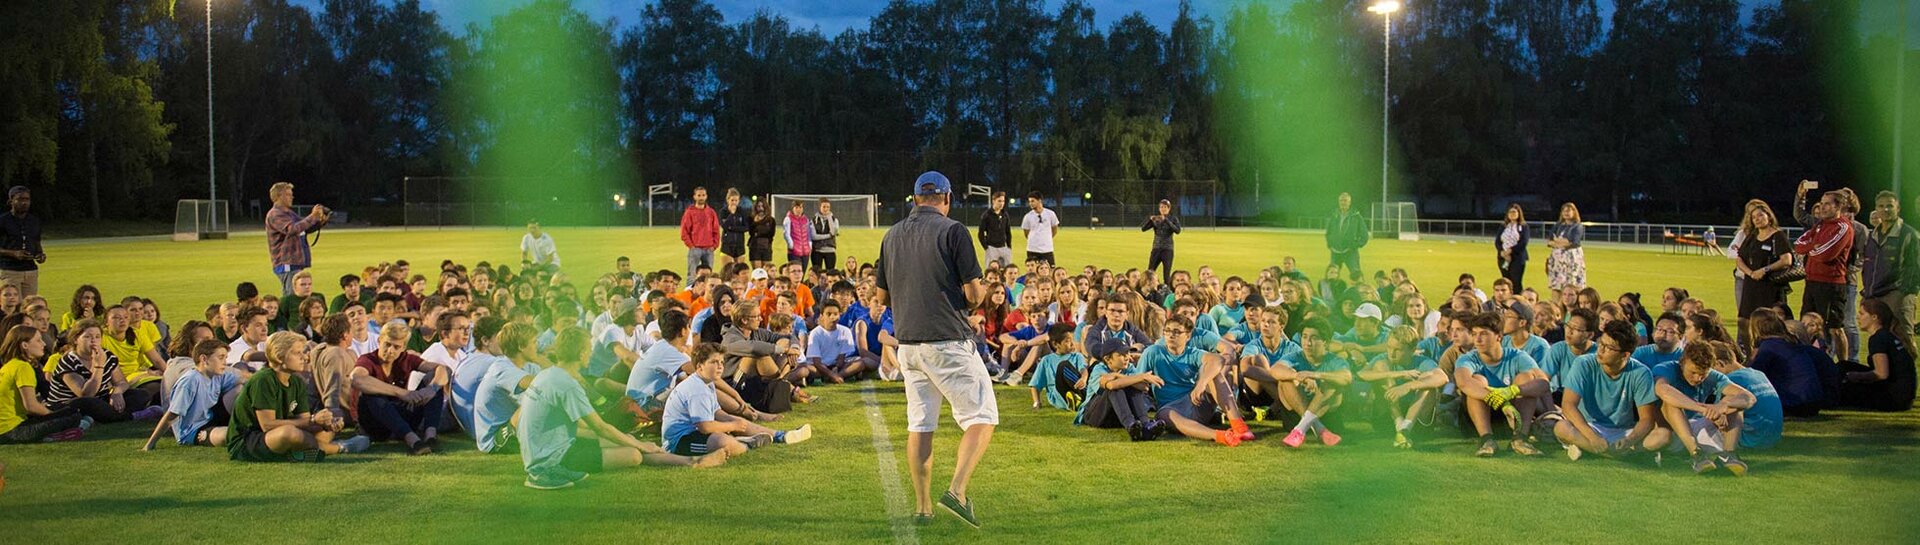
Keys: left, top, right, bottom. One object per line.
{"left": 1598, "top": 342, "right": 1625, "bottom": 353}
{"left": 1165, "top": 329, "right": 1190, "bottom": 336}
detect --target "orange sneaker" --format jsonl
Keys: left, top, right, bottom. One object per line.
{"left": 1213, "top": 430, "right": 1243, "bottom": 447}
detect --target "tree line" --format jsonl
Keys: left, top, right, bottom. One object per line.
{"left": 0, "top": 0, "right": 1911, "bottom": 226}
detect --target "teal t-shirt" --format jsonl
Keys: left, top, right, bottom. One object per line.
{"left": 1505, "top": 334, "right": 1551, "bottom": 366}
{"left": 1651, "top": 361, "right": 1735, "bottom": 419}
{"left": 1336, "top": 328, "right": 1388, "bottom": 351}
{"left": 1239, "top": 333, "right": 1302, "bottom": 364}
{"left": 1075, "top": 359, "right": 1143, "bottom": 425}
{"left": 1143, "top": 341, "right": 1204, "bottom": 407}
{"left": 1727, "top": 367, "right": 1782, "bottom": 449}
{"left": 517, "top": 368, "right": 595, "bottom": 477}
{"left": 1028, "top": 352, "right": 1084, "bottom": 411}
{"left": 1560, "top": 355, "right": 1657, "bottom": 429}
{"left": 1368, "top": 353, "right": 1438, "bottom": 374}
{"left": 1632, "top": 344, "right": 1683, "bottom": 368}
{"left": 1539, "top": 341, "right": 1596, "bottom": 390}
{"left": 1455, "top": 347, "right": 1540, "bottom": 388}
{"left": 1209, "top": 303, "right": 1246, "bottom": 332}
{"left": 1279, "top": 350, "right": 1352, "bottom": 376}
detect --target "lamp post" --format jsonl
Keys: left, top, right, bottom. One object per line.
{"left": 1368, "top": 0, "right": 1401, "bottom": 209}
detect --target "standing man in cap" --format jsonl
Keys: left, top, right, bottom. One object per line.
{"left": 876, "top": 170, "right": 995, "bottom": 528}
{"left": 0, "top": 186, "right": 45, "bottom": 297}
{"left": 265, "top": 182, "right": 331, "bottom": 296}
{"left": 1141, "top": 199, "right": 1181, "bottom": 285}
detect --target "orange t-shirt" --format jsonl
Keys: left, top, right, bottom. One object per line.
{"left": 757, "top": 284, "right": 814, "bottom": 320}
{"left": 671, "top": 289, "right": 710, "bottom": 319}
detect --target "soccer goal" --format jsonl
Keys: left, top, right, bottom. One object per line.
{"left": 1372, "top": 201, "right": 1419, "bottom": 241}
{"left": 173, "top": 199, "right": 230, "bottom": 241}
{"left": 768, "top": 194, "right": 879, "bottom": 229}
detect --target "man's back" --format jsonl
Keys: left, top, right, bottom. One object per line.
{"left": 879, "top": 206, "right": 980, "bottom": 343}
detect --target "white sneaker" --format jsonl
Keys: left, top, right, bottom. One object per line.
{"left": 335, "top": 435, "right": 372, "bottom": 454}
{"left": 783, "top": 424, "right": 814, "bottom": 445}
{"left": 1002, "top": 373, "right": 1024, "bottom": 386}
{"left": 1564, "top": 443, "right": 1582, "bottom": 461}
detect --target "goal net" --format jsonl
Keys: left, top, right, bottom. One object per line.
{"left": 768, "top": 194, "right": 879, "bottom": 229}
{"left": 1372, "top": 201, "right": 1419, "bottom": 240}
{"left": 173, "top": 199, "right": 230, "bottom": 241}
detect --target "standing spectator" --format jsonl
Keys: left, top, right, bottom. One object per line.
{"left": 1142, "top": 199, "right": 1182, "bottom": 286}
{"left": 519, "top": 220, "right": 560, "bottom": 273}
{"left": 679, "top": 186, "right": 721, "bottom": 283}
{"left": 977, "top": 191, "right": 1013, "bottom": 268}
{"left": 782, "top": 200, "right": 813, "bottom": 267}
{"left": 1020, "top": 191, "right": 1060, "bottom": 265}
{"left": 1794, "top": 186, "right": 1857, "bottom": 360}
{"left": 1863, "top": 190, "right": 1919, "bottom": 339}
{"left": 718, "top": 188, "right": 751, "bottom": 268}
{"left": 1794, "top": 181, "right": 1866, "bottom": 359}
{"left": 749, "top": 200, "right": 776, "bottom": 270}
{"left": 0, "top": 187, "right": 45, "bottom": 297}
{"left": 1545, "top": 202, "right": 1586, "bottom": 292}
{"left": 1325, "top": 192, "right": 1369, "bottom": 281}
{"left": 264, "top": 182, "right": 331, "bottom": 296}
{"left": 1496, "top": 203, "right": 1530, "bottom": 293}
{"left": 876, "top": 171, "right": 995, "bottom": 527}
{"left": 1734, "top": 200, "right": 1794, "bottom": 347}
{"left": 811, "top": 198, "right": 841, "bottom": 272}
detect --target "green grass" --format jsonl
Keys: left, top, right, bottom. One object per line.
{"left": 4, "top": 227, "right": 1919, "bottom": 543}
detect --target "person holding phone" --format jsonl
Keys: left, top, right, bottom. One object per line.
{"left": 1141, "top": 199, "right": 1182, "bottom": 285}
{"left": 1793, "top": 180, "right": 1865, "bottom": 359}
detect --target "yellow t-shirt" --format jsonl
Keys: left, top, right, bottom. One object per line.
{"left": 0, "top": 358, "right": 37, "bottom": 435}
{"left": 136, "top": 320, "right": 161, "bottom": 349}
{"left": 103, "top": 334, "right": 160, "bottom": 387}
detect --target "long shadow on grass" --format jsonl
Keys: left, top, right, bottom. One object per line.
{"left": 5, "top": 496, "right": 268, "bottom": 521}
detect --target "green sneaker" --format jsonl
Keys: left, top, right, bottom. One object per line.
{"left": 938, "top": 491, "right": 981, "bottom": 529}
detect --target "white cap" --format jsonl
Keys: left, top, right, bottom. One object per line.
{"left": 751, "top": 268, "right": 769, "bottom": 280}
{"left": 1354, "top": 303, "right": 1384, "bottom": 321}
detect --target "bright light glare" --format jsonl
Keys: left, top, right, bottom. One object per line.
{"left": 1368, "top": 1, "right": 1402, "bottom": 14}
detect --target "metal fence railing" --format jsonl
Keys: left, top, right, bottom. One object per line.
{"left": 1287, "top": 217, "right": 1803, "bottom": 247}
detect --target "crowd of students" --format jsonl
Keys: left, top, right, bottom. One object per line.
{"left": 4, "top": 191, "right": 1917, "bottom": 491}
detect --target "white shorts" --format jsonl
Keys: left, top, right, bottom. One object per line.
{"left": 1589, "top": 423, "right": 1629, "bottom": 446}
{"left": 899, "top": 339, "right": 999, "bottom": 433}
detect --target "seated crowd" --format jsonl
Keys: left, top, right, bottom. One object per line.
{"left": 1, "top": 249, "right": 1911, "bottom": 485}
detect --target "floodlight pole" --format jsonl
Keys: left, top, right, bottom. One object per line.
{"left": 1895, "top": 0, "right": 1908, "bottom": 197}
{"left": 206, "top": 0, "right": 216, "bottom": 204}
{"left": 1377, "top": 8, "right": 1392, "bottom": 208}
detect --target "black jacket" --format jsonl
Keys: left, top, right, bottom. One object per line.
{"left": 978, "top": 208, "right": 1012, "bottom": 248}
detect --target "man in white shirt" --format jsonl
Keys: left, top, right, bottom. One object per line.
{"left": 1020, "top": 191, "right": 1060, "bottom": 265}
{"left": 521, "top": 220, "right": 560, "bottom": 272}
{"left": 225, "top": 307, "right": 271, "bottom": 371}
{"left": 421, "top": 311, "right": 471, "bottom": 378}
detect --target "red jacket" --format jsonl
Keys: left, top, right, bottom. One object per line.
{"left": 1795, "top": 216, "right": 1855, "bottom": 284}
{"left": 680, "top": 205, "right": 720, "bottom": 249}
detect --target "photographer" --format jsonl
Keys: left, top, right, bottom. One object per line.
{"left": 0, "top": 186, "right": 45, "bottom": 297}
{"left": 265, "top": 182, "right": 331, "bottom": 296}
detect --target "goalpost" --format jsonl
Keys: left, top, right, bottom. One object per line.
{"left": 768, "top": 194, "right": 879, "bottom": 229}
{"left": 173, "top": 199, "right": 230, "bottom": 241}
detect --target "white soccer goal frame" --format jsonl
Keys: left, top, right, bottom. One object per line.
{"left": 768, "top": 194, "right": 879, "bottom": 229}
{"left": 173, "top": 199, "right": 230, "bottom": 241}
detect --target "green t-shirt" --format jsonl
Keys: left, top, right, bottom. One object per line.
{"left": 229, "top": 369, "right": 308, "bottom": 437}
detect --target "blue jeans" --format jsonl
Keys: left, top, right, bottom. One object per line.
{"left": 357, "top": 389, "right": 445, "bottom": 442}
{"left": 685, "top": 248, "right": 714, "bottom": 281}
{"left": 1843, "top": 283, "right": 1860, "bottom": 361}
{"left": 274, "top": 266, "right": 303, "bottom": 297}
{"left": 1330, "top": 250, "right": 1361, "bottom": 280}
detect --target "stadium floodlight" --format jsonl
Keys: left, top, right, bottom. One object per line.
{"left": 1367, "top": 0, "right": 1400, "bottom": 207}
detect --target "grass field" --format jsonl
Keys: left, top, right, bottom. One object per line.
{"left": 3, "top": 227, "right": 1918, "bottom": 543}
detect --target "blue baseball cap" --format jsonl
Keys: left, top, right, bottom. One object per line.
{"left": 913, "top": 171, "right": 951, "bottom": 196}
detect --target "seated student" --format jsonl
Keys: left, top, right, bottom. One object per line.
{"left": 997, "top": 290, "right": 1053, "bottom": 386}
{"left": 1333, "top": 303, "right": 1391, "bottom": 362}
{"left": 626, "top": 310, "right": 694, "bottom": 414}
{"left": 1362, "top": 326, "right": 1447, "bottom": 449}
{"left": 1539, "top": 308, "right": 1600, "bottom": 393}
{"left": 1453, "top": 312, "right": 1552, "bottom": 457}
{"left": 852, "top": 290, "right": 900, "bottom": 380}
{"left": 1209, "top": 277, "right": 1252, "bottom": 333}
{"left": 1744, "top": 309, "right": 1837, "bottom": 416}
{"left": 1838, "top": 298, "right": 1917, "bottom": 411}
{"left": 143, "top": 340, "right": 243, "bottom": 450}
{"left": 226, "top": 307, "right": 272, "bottom": 371}
{"left": 1082, "top": 294, "right": 1151, "bottom": 351}
{"left": 660, "top": 342, "right": 813, "bottom": 466}
{"left": 1501, "top": 301, "right": 1551, "bottom": 364}
{"left": 1708, "top": 341, "right": 1781, "bottom": 450}
{"left": 44, "top": 319, "right": 164, "bottom": 422}
{"left": 419, "top": 310, "right": 469, "bottom": 379}
{"left": 352, "top": 322, "right": 450, "bottom": 455}
{"left": 1272, "top": 318, "right": 1355, "bottom": 448}
{"left": 1075, "top": 338, "right": 1165, "bottom": 440}
{"left": 1552, "top": 319, "right": 1671, "bottom": 462}
{"left": 803, "top": 301, "right": 861, "bottom": 383}
{"left": 302, "top": 315, "right": 359, "bottom": 427}
{"left": 101, "top": 305, "right": 168, "bottom": 407}
{"left": 1653, "top": 343, "right": 1757, "bottom": 476}
{"left": 473, "top": 322, "right": 543, "bottom": 453}
{"left": 535, "top": 300, "right": 581, "bottom": 352}
{"left": 0, "top": 325, "right": 90, "bottom": 443}
{"left": 518, "top": 334, "right": 721, "bottom": 491}
{"left": 1633, "top": 312, "right": 1686, "bottom": 367}
{"left": 1145, "top": 315, "right": 1251, "bottom": 447}
{"left": 585, "top": 301, "right": 647, "bottom": 396}
{"left": 160, "top": 320, "right": 220, "bottom": 407}
{"left": 1026, "top": 324, "right": 1086, "bottom": 411}
{"left": 722, "top": 304, "right": 807, "bottom": 412}
{"left": 1234, "top": 301, "right": 1301, "bottom": 416}
{"left": 228, "top": 332, "right": 369, "bottom": 462}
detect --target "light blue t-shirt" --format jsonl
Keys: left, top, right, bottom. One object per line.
{"left": 1335, "top": 328, "right": 1388, "bottom": 351}
{"left": 1727, "top": 367, "right": 1782, "bottom": 449}
{"left": 1142, "top": 341, "right": 1204, "bottom": 408}
{"left": 535, "top": 327, "right": 562, "bottom": 352}
{"left": 625, "top": 342, "right": 690, "bottom": 406}
{"left": 1539, "top": 341, "right": 1596, "bottom": 390}
{"left": 1367, "top": 353, "right": 1439, "bottom": 374}
{"left": 517, "top": 367, "right": 594, "bottom": 476}
{"left": 585, "top": 326, "right": 633, "bottom": 378}
{"left": 1280, "top": 351, "right": 1353, "bottom": 376}
{"left": 1651, "top": 361, "right": 1735, "bottom": 419}
{"left": 1188, "top": 328, "right": 1223, "bottom": 352}
{"left": 662, "top": 376, "right": 722, "bottom": 449}
{"left": 1560, "top": 355, "right": 1657, "bottom": 429}
{"left": 474, "top": 356, "right": 538, "bottom": 452}
{"left": 1208, "top": 303, "right": 1246, "bottom": 332}
{"left": 1505, "top": 334, "right": 1551, "bottom": 366}
{"left": 1195, "top": 313, "right": 1219, "bottom": 336}
{"left": 1455, "top": 347, "right": 1541, "bottom": 388}
{"left": 1028, "top": 352, "right": 1084, "bottom": 411}
{"left": 1416, "top": 337, "right": 1451, "bottom": 360}
{"left": 1633, "top": 344, "right": 1683, "bottom": 368}
{"left": 450, "top": 351, "right": 500, "bottom": 433}
{"left": 165, "top": 369, "right": 240, "bottom": 445}
{"left": 806, "top": 324, "right": 857, "bottom": 363}
{"left": 1239, "top": 333, "right": 1302, "bottom": 363}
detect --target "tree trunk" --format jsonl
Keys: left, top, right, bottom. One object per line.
{"left": 87, "top": 131, "right": 101, "bottom": 220}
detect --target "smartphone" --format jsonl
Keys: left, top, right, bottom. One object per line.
{"left": 1802, "top": 180, "right": 1819, "bottom": 191}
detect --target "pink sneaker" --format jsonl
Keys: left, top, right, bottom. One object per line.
{"left": 1282, "top": 429, "right": 1306, "bottom": 448}
{"left": 1318, "top": 429, "right": 1342, "bottom": 446}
